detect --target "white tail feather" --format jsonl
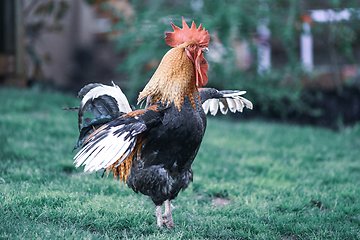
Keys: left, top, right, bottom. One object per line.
{"left": 80, "top": 82, "right": 132, "bottom": 114}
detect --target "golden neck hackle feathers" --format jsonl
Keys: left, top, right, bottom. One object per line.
{"left": 138, "top": 18, "right": 210, "bottom": 111}
{"left": 137, "top": 41, "right": 199, "bottom": 111}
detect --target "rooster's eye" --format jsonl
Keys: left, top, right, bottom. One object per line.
{"left": 189, "top": 44, "right": 194, "bottom": 48}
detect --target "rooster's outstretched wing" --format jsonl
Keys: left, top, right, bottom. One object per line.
{"left": 199, "top": 88, "right": 253, "bottom": 116}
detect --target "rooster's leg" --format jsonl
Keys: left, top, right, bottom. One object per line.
{"left": 155, "top": 205, "right": 163, "bottom": 228}
{"left": 163, "top": 199, "right": 174, "bottom": 228}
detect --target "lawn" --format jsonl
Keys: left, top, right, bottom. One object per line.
{"left": 0, "top": 87, "right": 359, "bottom": 239}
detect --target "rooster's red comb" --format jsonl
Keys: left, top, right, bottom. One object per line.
{"left": 165, "top": 17, "right": 210, "bottom": 48}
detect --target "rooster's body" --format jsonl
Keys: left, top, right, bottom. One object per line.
{"left": 68, "top": 18, "right": 252, "bottom": 228}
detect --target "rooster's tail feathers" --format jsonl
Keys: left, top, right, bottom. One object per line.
{"left": 77, "top": 81, "right": 132, "bottom": 131}
{"left": 64, "top": 82, "right": 132, "bottom": 151}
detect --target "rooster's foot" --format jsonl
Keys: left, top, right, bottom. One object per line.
{"left": 155, "top": 200, "right": 175, "bottom": 228}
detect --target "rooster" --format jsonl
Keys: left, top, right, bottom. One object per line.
{"left": 68, "top": 18, "right": 252, "bottom": 228}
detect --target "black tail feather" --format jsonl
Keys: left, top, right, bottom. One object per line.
{"left": 67, "top": 82, "right": 132, "bottom": 150}
{"left": 77, "top": 83, "right": 103, "bottom": 98}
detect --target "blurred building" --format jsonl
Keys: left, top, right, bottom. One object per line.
{"left": 0, "top": 0, "right": 133, "bottom": 92}
{"left": 0, "top": 0, "right": 23, "bottom": 86}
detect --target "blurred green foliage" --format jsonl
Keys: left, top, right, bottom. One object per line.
{"left": 106, "top": 0, "right": 360, "bottom": 120}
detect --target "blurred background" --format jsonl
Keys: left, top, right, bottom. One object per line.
{"left": 1, "top": 0, "right": 360, "bottom": 129}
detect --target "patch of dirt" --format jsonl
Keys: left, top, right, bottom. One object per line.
{"left": 212, "top": 197, "right": 231, "bottom": 207}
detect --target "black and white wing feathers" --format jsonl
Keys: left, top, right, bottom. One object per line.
{"left": 73, "top": 116, "right": 146, "bottom": 172}
{"left": 73, "top": 102, "right": 164, "bottom": 173}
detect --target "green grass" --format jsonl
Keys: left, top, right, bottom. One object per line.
{"left": 0, "top": 87, "right": 360, "bottom": 239}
